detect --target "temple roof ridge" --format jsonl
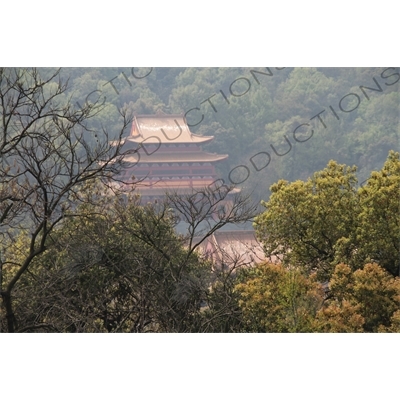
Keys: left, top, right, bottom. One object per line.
{"left": 129, "top": 114, "right": 214, "bottom": 144}
{"left": 121, "top": 150, "right": 228, "bottom": 164}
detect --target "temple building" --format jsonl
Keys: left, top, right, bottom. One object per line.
{"left": 115, "top": 113, "right": 229, "bottom": 199}
{"left": 195, "top": 230, "right": 270, "bottom": 269}
{"left": 112, "top": 112, "right": 267, "bottom": 268}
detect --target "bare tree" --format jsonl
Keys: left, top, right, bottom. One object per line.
{"left": 2, "top": 180, "right": 259, "bottom": 332}
{"left": 0, "top": 68, "right": 132, "bottom": 332}
{"left": 113, "top": 185, "right": 259, "bottom": 332}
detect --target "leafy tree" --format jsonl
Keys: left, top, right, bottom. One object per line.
{"left": 274, "top": 68, "right": 336, "bottom": 120}
{"left": 199, "top": 271, "right": 244, "bottom": 333}
{"left": 317, "top": 263, "right": 400, "bottom": 332}
{"left": 8, "top": 193, "right": 211, "bottom": 332}
{"left": 356, "top": 151, "right": 400, "bottom": 276}
{"left": 254, "top": 151, "right": 400, "bottom": 279}
{"left": 3, "top": 179, "right": 257, "bottom": 332}
{"left": 234, "top": 263, "right": 324, "bottom": 332}
{"left": 254, "top": 160, "right": 359, "bottom": 280}
{"left": 232, "top": 261, "right": 399, "bottom": 333}
{"left": 315, "top": 299, "right": 365, "bottom": 333}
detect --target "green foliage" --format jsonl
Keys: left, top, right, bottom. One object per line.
{"left": 254, "top": 151, "right": 400, "bottom": 279}
{"left": 356, "top": 151, "right": 400, "bottom": 276}
{"left": 318, "top": 263, "right": 400, "bottom": 332}
{"left": 2, "top": 67, "right": 399, "bottom": 333}
{"left": 9, "top": 194, "right": 212, "bottom": 332}
{"left": 36, "top": 67, "right": 399, "bottom": 204}
{"left": 254, "top": 160, "right": 359, "bottom": 280}
{"left": 235, "top": 263, "right": 324, "bottom": 332}
{"left": 233, "top": 261, "right": 400, "bottom": 333}
{"left": 199, "top": 271, "right": 244, "bottom": 333}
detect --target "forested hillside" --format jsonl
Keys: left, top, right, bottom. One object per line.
{"left": 58, "top": 67, "right": 399, "bottom": 202}
{"left": 0, "top": 67, "right": 399, "bottom": 332}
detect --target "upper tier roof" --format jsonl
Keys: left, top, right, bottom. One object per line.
{"left": 128, "top": 114, "right": 213, "bottom": 144}
{"left": 121, "top": 151, "right": 228, "bottom": 164}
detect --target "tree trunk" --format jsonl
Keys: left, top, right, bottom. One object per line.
{"left": 1, "top": 291, "right": 15, "bottom": 333}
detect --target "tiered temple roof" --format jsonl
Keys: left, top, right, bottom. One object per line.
{"left": 127, "top": 114, "right": 214, "bottom": 144}
{"left": 195, "top": 230, "right": 270, "bottom": 269}
{"left": 115, "top": 114, "right": 229, "bottom": 197}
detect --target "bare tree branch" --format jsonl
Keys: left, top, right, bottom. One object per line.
{"left": 0, "top": 68, "right": 133, "bottom": 332}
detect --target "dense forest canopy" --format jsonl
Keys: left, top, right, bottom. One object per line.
{"left": 57, "top": 67, "right": 399, "bottom": 202}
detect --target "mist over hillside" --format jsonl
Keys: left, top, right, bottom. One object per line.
{"left": 57, "top": 67, "right": 399, "bottom": 203}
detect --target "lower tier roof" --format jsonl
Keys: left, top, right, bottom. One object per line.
{"left": 121, "top": 151, "right": 228, "bottom": 164}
